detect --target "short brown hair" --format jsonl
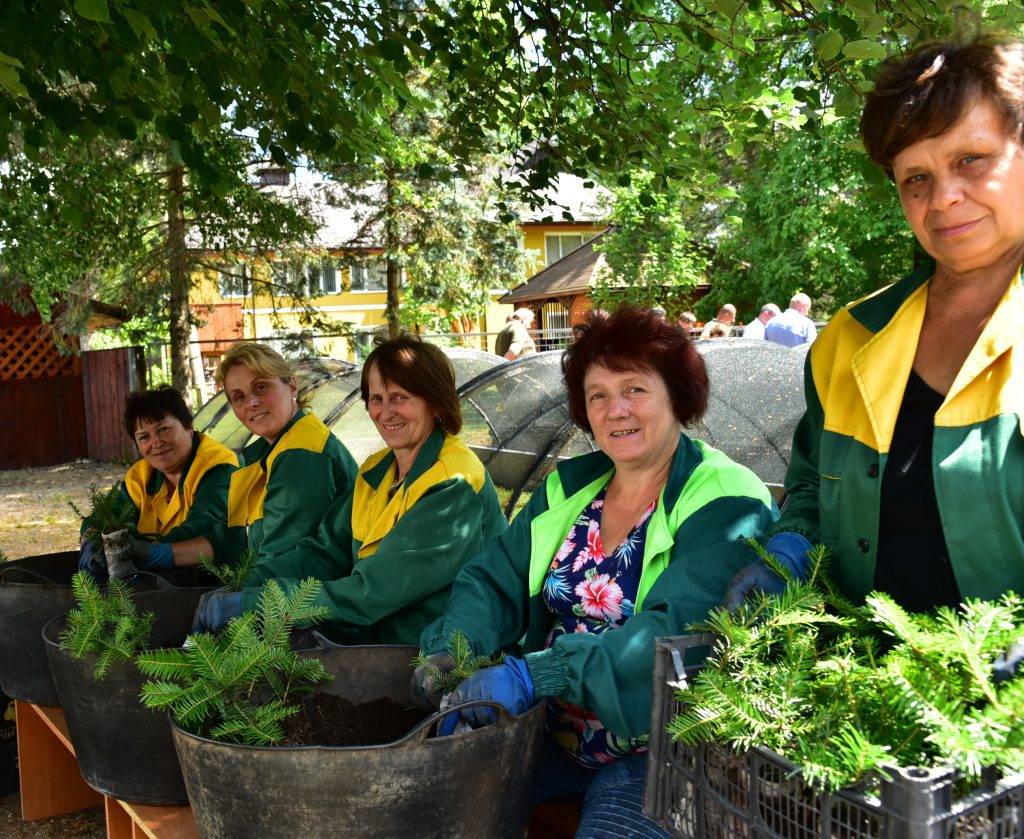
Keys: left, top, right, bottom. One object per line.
{"left": 360, "top": 336, "right": 461, "bottom": 435}
{"left": 562, "top": 305, "right": 709, "bottom": 435}
{"left": 123, "top": 386, "right": 193, "bottom": 440}
{"left": 861, "top": 34, "right": 1024, "bottom": 176}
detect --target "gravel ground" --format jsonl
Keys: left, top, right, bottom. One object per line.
{"left": 0, "top": 459, "right": 124, "bottom": 837}
{"left": 0, "top": 460, "right": 124, "bottom": 560}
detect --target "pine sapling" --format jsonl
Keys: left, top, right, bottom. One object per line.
{"left": 197, "top": 547, "right": 255, "bottom": 591}
{"left": 69, "top": 483, "right": 135, "bottom": 547}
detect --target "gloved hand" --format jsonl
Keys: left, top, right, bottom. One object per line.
{"left": 723, "top": 531, "right": 814, "bottom": 612}
{"left": 191, "top": 588, "right": 245, "bottom": 634}
{"left": 993, "top": 640, "right": 1024, "bottom": 683}
{"left": 127, "top": 535, "right": 175, "bottom": 571}
{"left": 410, "top": 652, "right": 456, "bottom": 711}
{"left": 437, "top": 657, "right": 534, "bottom": 736}
{"left": 77, "top": 539, "right": 108, "bottom": 579}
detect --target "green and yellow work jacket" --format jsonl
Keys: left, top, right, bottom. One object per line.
{"left": 421, "top": 433, "right": 777, "bottom": 738}
{"left": 245, "top": 428, "right": 507, "bottom": 645}
{"left": 85, "top": 432, "right": 237, "bottom": 544}
{"left": 216, "top": 410, "right": 357, "bottom": 573}
{"left": 775, "top": 259, "right": 1024, "bottom": 603}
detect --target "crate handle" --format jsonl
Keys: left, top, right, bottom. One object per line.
{"left": 668, "top": 648, "right": 689, "bottom": 690}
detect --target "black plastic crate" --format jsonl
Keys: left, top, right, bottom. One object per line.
{"left": 643, "top": 635, "right": 1024, "bottom": 839}
{"left": 0, "top": 694, "right": 17, "bottom": 797}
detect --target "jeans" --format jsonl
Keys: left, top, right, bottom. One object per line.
{"left": 533, "top": 739, "right": 672, "bottom": 839}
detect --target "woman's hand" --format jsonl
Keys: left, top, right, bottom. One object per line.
{"left": 723, "top": 532, "right": 813, "bottom": 611}
{"left": 191, "top": 588, "right": 244, "bottom": 634}
{"left": 437, "top": 658, "right": 534, "bottom": 735}
{"left": 127, "top": 535, "right": 175, "bottom": 570}
{"left": 410, "top": 652, "right": 456, "bottom": 711}
{"left": 77, "top": 539, "right": 107, "bottom": 579}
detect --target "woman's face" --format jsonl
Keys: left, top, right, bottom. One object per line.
{"left": 893, "top": 98, "right": 1024, "bottom": 280}
{"left": 365, "top": 363, "right": 436, "bottom": 467}
{"left": 134, "top": 415, "right": 193, "bottom": 477}
{"left": 583, "top": 362, "right": 680, "bottom": 472}
{"left": 223, "top": 362, "right": 298, "bottom": 445}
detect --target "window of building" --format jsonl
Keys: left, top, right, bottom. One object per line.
{"left": 544, "top": 234, "right": 585, "bottom": 267}
{"left": 307, "top": 261, "right": 339, "bottom": 296}
{"left": 350, "top": 259, "right": 395, "bottom": 292}
{"left": 540, "top": 301, "right": 571, "bottom": 351}
{"left": 218, "top": 264, "right": 249, "bottom": 298}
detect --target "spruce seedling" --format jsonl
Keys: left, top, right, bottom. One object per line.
{"left": 413, "top": 629, "right": 505, "bottom": 695}
{"left": 137, "top": 578, "right": 332, "bottom": 745}
{"left": 69, "top": 483, "right": 135, "bottom": 547}
{"left": 197, "top": 548, "right": 255, "bottom": 591}
{"left": 60, "top": 571, "right": 155, "bottom": 679}
{"left": 669, "top": 543, "right": 1024, "bottom": 790}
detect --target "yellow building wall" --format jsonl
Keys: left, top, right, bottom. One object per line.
{"left": 520, "top": 224, "right": 606, "bottom": 278}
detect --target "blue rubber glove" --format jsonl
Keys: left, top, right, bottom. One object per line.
{"left": 437, "top": 657, "right": 534, "bottom": 736}
{"left": 191, "top": 588, "right": 245, "bottom": 634}
{"left": 993, "top": 640, "right": 1024, "bottom": 683}
{"left": 77, "top": 539, "right": 108, "bottom": 580}
{"left": 723, "top": 532, "right": 814, "bottom": 612}
{"left": 127, "top": 535, "right": 175, "bottom": 571}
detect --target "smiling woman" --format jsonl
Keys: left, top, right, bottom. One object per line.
{"left": 727, "top": 33, "right": 1024, "bottom": 616}
{"left": 415, "top": 305, "right": 778, "bottom": 839}
{"left": 76, "top": 386, "right": 239, "bottom": 577}
{"left": 192, "top": 336, "right": 508, "bottom": 646}
{"left": 205, "top": 343, "right": 358, "bottom": 588}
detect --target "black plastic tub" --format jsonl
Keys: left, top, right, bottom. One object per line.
{"left": 172, "top": 644, "right": 545, "bottom": 838}
{"left": 42, "top": 582, "right": 213, "bottom": 804}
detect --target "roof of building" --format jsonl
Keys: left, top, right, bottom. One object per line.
{"left": 500, "top": 229, "right": 610, "bottom": 303}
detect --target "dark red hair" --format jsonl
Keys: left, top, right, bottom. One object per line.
{"left": 562, "top": 305, "right": 709, "bottom": 435}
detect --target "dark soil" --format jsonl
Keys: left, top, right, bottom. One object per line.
{"left": 281, "top": 693, "right": 429, "bottom": 746}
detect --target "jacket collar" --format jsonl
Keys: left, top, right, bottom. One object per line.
{"left": 361, "top": 426, "right": 446, "bottom": 490}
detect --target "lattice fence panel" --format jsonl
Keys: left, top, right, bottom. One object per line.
{"left": 0, "top": 325, "right": 80, "bottom": 380}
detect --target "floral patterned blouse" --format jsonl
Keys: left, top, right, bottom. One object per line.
{"left": 542, "top": 483, "right": 656, "bottom": 767}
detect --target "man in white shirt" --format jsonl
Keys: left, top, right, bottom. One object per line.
{"left": 741, "top": 303, "right": 781, "bottom": 340}
{"left": 765, "top": 293, "right": 817, "bottom": 347}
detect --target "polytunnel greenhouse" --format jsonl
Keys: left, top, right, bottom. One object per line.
{"left": 196, "top": 339, "right": 808, "bottom": 517}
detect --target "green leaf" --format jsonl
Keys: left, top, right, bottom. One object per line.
{"left": 842, "top": 40, "right": 887, "bottom": 61}
{"left": 122, "top": 9, "right": 157, "bottom": 41}
{"left": 74, "top": 0, "right": 111, "bottom": 23}
{"left": 0, "top": 63, "right": 28, "bottom": 98}
{"left": 817, "top": 31, "right": 844, "bottom": 62}
{"left": 0, "top": 50, "right": 25, "bottom": 68}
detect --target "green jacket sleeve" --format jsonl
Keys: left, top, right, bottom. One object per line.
{"left": 771, "top": 349, "right": 824, "bottom": 541}
{"left": 246, "top": 492, "right": 355, "bottom": 586}
{"left": 251, "top": 448, "right": 355, "bottom": 577}
{"left": 260, "top": 478, "right": 505, "bottom": 629}
{"left": 525, "top": 495, "right": 776, "bottom": 738}
{"left": 160, "top": 463, "right": 234, "bottom": 544}
{"left": 419, "top": 486, "right": 548, "bottom": 657}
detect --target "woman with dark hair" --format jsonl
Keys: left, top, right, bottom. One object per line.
{"left": 78, "top": 386, "right": 238, "bottom": 576}
{"left": 193, "top": 336, "right": 507, "bottom": 644}
{"left": 727, "top": 33, "right": 1024, "bottom": 614}
{"left": 413, "top": 306, "right": 777, "bottom": 837}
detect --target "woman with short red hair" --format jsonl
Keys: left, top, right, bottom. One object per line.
{"left": 415, "top": 305, "right": 778, "bottom": 837}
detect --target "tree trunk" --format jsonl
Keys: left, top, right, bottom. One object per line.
{"left": 166, "top": 161, "right": 194, "bottom": 404}
{"left": 384, "top": 158, "right": 401, "bottom": 339}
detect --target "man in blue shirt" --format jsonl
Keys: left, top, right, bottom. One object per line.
{"left": 765, "top": 293, "right": 817, "bottom": 347}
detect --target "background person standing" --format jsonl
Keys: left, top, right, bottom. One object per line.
{"left": 495, "top": 307, "right": 537, "bottom": 360}
{"left": 765, "top": 293, "right": 817, "bottom": 347}
{"left": 742, "top": 303, "right": 781, "bottom": 340}
{"left": 699, "top": 303, "right": 737, "bottom": 339}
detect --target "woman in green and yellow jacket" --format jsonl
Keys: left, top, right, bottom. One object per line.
{"left": 207, "top": 342, "right": 357, "bottom": 579}
{"left": 194, "top": 337, "right": 506, "bottom": 645}
{"left": 77, "top": 385, "right": 238, "bottom": 576}
{"left": 726, "top": 34, "right": 1024, "bottom": 614}
{"left": 414, "top": 306, "right": 777, "bottom": 839}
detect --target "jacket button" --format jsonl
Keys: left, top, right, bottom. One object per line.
{"left": 857, "top": 538, "right": 870, "bottom": 553}
{"left": 867, "top": 463, "right": 879, "bottom": 478}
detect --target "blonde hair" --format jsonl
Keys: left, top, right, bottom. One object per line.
{"left": 215, "top": 342, "right": 310, "bottom": 408}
